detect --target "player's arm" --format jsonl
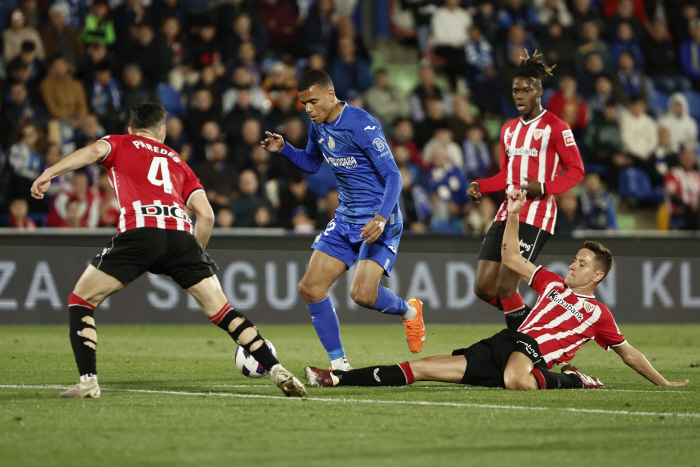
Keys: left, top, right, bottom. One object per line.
{"left": 31, "top": 140, "right": 110, "bottom": 199}
{"left": 360, "top": 158, "right": 402, "bottom": 243}
{"left": 261, "top": 130, "right": 323, "bottom": 174}
{"left": 526, "top": 124, "right": 585, "bottom": 197}
{"left": 187, "top": 190, "right": 215, "bottom": 248}
{"left": 468, "top": 127, "right": 508, "bottom": 202}
{"left": 613, "top": 342, "right": 689, "bottom": 386}
{"left": 501, "top": 189, "right": 537, "bottom": 282}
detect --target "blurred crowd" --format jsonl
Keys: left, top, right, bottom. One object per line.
{"left": 2, "top": 0, "right": 700, "bottom": 234}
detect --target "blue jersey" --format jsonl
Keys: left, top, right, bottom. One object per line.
{"left": 281, "top": 103, "right": 403, "bottom": 225}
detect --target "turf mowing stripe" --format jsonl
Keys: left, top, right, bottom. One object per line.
{"left": 2, "top": 385, "right": 698, "bottom": 418}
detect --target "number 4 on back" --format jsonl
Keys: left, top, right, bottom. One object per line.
{"left": 148, "top": 157, "right": 173, "bottom": 194}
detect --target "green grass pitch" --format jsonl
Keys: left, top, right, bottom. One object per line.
{"left": 1, "top": 323, "right": 699, "bottom": 467}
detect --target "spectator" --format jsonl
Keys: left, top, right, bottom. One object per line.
{"left": 570, "top": 0, "right": 601, "bottom": 41}
{"left": 426, "top": 146, "right": 469, "bottom": 231}
{"left": 298, "top": 0, "right": 338, "bottom": 57}
{"left": 19, "top": 0, "right": 40, "bottom": 28}
{"left": 222, "top": 67, "right": 269, "bottom": 115}
{"left": 234, "top": 41, "right": 261, "bottom": 86}
{"left": 575, "top": 20, "right": 612, "bottom": 74}
{"left": 76, "top": 42, "right": 118, "bottom": 89}
{"left": 7, "top": 40, "right": 46, "bottom": 84}
{"left": 579, "top": 173, "right": 618, "bottom": 231}
{"left": 364, "top": 69, "right": 410, "bottom": 126}
{"left": 400, "top": 0, "right": 440, "bottom": 54}
{"left": 464, "top": 25, "right": 501, "bottom": 115}
{"left": 604, "top": 0, "right": 646, "bottom": 42}
{"left": 3, "top": 6, "right": 44, "bottom": 63}
{"left": 619, "top": 96, "right": 659, "bottom": 178}
{"left": 160, "top": 15, "right": 197, "bottom": 93}
{"left": 409, "top": 64, "right": 452, "bottom": 123}
{"left": 216, "top": 207, "right": 235, "bottom": 228}
{"left": 653, "top": 127, "right": 680, "bottom": 180}
{"left": 680, "top": 18, "right": 700, "bottom": 91}
{"left": 185, "top": 88, "right": 221, "bottom": 146}
{"left": 261, "top": 62, "right": 301, "bottom": 112}
{"left": 127, "top": 22, "right": 173, "bottom": 88}
{"left": 152, "top": 0, "right": 186, "bottom": 25}
{"left": 577, "top": 52, "right": 606, "bottom": 99}
{"left": 644, "top": 19, "right": 691, "bottom": 95}
{"left": 223, "top": 11, "right": 267, "bottom": 63}
{"left": 539, "top": 21, "right": 576, "bottom": 76}
{"left": 245, "top": 145, "right": 286, "bottom": 207}
{"left": 46, "top": 171, "right": 99, "bottom": 228}
{"left": 40, "top": 3, "right": 85, "bottom": 72}
{"left": 225, "top": 87, "right": 266, "bottom": 141}
{"left": 398, "top": 166, "right": 431, "bottom": 233}
{"left": 414, "top": 98, "right": 450, "bottom": 150}
{"left": 610, "top": 21, "right": 644, "bottom": 72}
{"left": 193, "top": 140, "right": 239, "bottom": 212}
{"left": 89, "top": 60, "right": 124, "bottom": 134}
{"left": 254, "top": 0, "right": 299, "bottom": 57}
{"left": 1, "top": 82, "right": 49, "bottom": 138}
{"left": 583, "top": 98, "right": 624, "bottom": 172}
{"left": 587, "top": 75, "right": 615, "bottom": 113}
{"left": 316, "top": 187, "right": 340, "bottom": 226}
{"left": 672, "top": 1, "right": 699, "bottom": 46}
{"left": 423, "top": 127, "right": 463, "bottom": 168}
{"left": 266, "top": 89, "right": 304, "bottom": 135}
{"left": 328, "top": 36, "right": 372, "bottom": 100}
{"left": 79, "top": 0, "right": 116, "bottom": 46}
{"left": 196, "top": 120, "right": 225, "bottom": 164}
{"left": 231, "top": 118, "right": 263, "bottom": 169}
{"left": 121, "top": 64, "right": 153, "bottom": 114}
{"left": 3, "top": 198, "right": 37, "bottom": 230}
{"left": 6, "top": 122, "right": 47, "bottom": 207}
{"left": 282, "top": 118, "right": 307, "bottom": 149}
{"left": 613, "top": 51, "right": 647, "bottom": 105}
{"left": 462, "top": 125, "right": 493, "bottom": 181}
{"left": 40, "top": 55, "right": 89, "bottom": 121}
{"left": 430, "top": 0, "right": 471, "bottom": 89}
{"left": 658, "top": 93, "right": 698, "bottom": 151}
{"left": 252, "top": 205, "right": 275, "bottom": 228}
{"left": 96, "top": 170, "right": 120, "bottom": 227}
{"left": 328, "top": 16, "right": 371, "bottom": 63}
{"left": 497, "top": 24, "right": 540, "bottom": 71}
{"left": 472, "top": 0, "right": 501, "bottom": 46}
{"left": 534, "top": 0, "right": 573, "bottom": 29}
{"left": 194, "top": 66, "right": 224, "bottom": 114}
{"left": 278, "top": 169, "right": 318, "bottom": 229}
{"left": 6, "top": 59, "right": 42, "bottom": 106}
{"left": 447, "top": 95, "right": 478, "bottom": 143}
{"left": 547, "top": 75, "right": 589, "bottom": 137}
{"left": 497, "top": 0, "right": 541, "bottom": 33}
{"left": 231, "top": 169, "right": 271, "bottom": 227}
{"left": 164, "top": 117, "right": 191, "bottom": 157}
{"left": 664, "top": 147, "right": 700, "bottom": 230}
{"left": 391, "top": 118, "right": 427, "bottom": 171}
{"left": 191, "top": 18, "right": 225, "bottom": 77}
{"left": 554, "top": 191, "right": 586, "bottom": 236}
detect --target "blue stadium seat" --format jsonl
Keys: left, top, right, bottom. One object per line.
{"left": 648, "top": 90, "right": 669, "bottom": 116}
{"left": 618, "top": 168, "right": 663, "bottom": 202}
{"left": 682, "top": 91, "right": 700, "bottom": 121}
{"left": 583, "top": 163, "right": 610, "bottom": 177}
{"left": 156, "top": 83, "right": 185, "bottom": 118}
{"left": 541, "top": 88, "right": 554, "bottom": 106}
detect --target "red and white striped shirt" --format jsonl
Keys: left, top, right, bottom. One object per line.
{"left": 475, "top": 110, "right": 585, "bottom": 234}
{"left": 664, "top": 166, "right": 700, "bottom": 213}
{"left": 98, "top": 134, "right": 204, "bottom": 234}
{"left": 521, "top": 266, "right": 626, "bottom": 369}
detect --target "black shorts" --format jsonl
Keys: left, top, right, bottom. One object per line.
{"left": 478, "top": 220, "right": 551, "bottom": 263}
{"left": 451, "top": 329, "right": 548, "bottom": 388}
{"left": 90, "top": 228, "right": 218, "bottom": 289}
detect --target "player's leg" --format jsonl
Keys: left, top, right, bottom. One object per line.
{"left": 299, "top": 234, "right": 353, "bottom": 370}
{"left": 503, "top": 352, "right": 585, "bottom": 390}
{"left": 474, "top": 221, "right": 507, "bottom": 310}
{"left": 496, "top": 264, "right": 530, "bottom": 330}
{"left": 188, "top": 275, "right": 306, "bottom": 397}
{"left": 59, "top": 265, "right": 128, "bottom": 398}
{"left": 305, "top": 354, "right": 466, "bottom": 387}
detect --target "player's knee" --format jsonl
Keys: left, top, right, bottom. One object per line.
{"left": 496, "top": 281, "right": 518, "bottom": 299}
{"left": 298, "top": 278, "right": 325, "bottom": 303}
{"left": 349, "top": 286, "right": 376, "bottom": 309}
{"left": 474, "top": 281, "right": 496, "bottom": 302}
{"left": 503, "top": 372, "right": 536, "bottom": 390}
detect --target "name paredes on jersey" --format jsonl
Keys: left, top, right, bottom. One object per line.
{"left": 505, "top": 144, "right": 538, "bottom": 157}
{"left": 140, "top": 203, "right": 191, "bottom": 222}
{"left": 132, "top": 139, "right": 181, "bottom": 162}
{"left": 322, "top": 152, "right": 357, "bottom": 169}
{"left": 546, "top": 289, "right": 584, "bottom": 322}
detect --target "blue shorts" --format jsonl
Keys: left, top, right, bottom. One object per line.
{"left": 312, "top": 218, "right": 403, "bottom": 276}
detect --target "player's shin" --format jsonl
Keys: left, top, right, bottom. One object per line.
{"left": 332, "top": 362, "right": 414, "bottom": 387}
{"left": 502, "top": 293, "right": 531, "bottom": 330}
{"left": 209, "top": 303, "right": 279, "bottom": 371}
{"left": 530, "top": 368, "right": 583, "bottom": 389}
{"left": 308, "top": 296, "right": 349, "bottom": 369}
{"left": 68, "top": 293, "right": 98, "bottom": 380}
{"left": 372, "top": 286, "right": 412, "bottom": 319}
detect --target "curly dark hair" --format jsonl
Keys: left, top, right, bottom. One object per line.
{"left": 515, "top": 49, "right": 556, "bottom": 84}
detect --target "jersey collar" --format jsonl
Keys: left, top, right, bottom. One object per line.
{"left": 519, "top": 109, "right": 547, "bottom": 126}
{"left": 326, "top": 101, "right": 347, "bottom": 127}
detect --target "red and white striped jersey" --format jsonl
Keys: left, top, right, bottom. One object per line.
{"left": 98, "top": 134, "right": 204, "bottom": 234}
{"left": 664, "top": 166, "right": 700, "bottom": 210}
{"left": 520, "top": 266, "right": 626, "bottom": 369}
{"left": 476, "top": 110, "right": 585, "bottom": 234}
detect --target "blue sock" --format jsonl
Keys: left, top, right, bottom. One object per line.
{"left": 371, "top": 287, "right": 409, "bottom": 316}
{"left": 308, "top": 296, "right": 345, "bottom": 360}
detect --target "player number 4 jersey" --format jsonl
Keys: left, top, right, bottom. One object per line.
{"left": 521, "top": 266, "right": 626, "bottom": 369}
{"left": 98, "top": 134, "right": 204, "bottom": 234}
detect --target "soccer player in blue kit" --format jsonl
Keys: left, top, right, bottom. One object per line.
{"left": 261, "top": 70, "right": 425, "bottom": 371}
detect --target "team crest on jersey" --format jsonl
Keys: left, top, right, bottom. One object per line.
{"left": 534, "top": 129, "right": 544, "bottom": 140}
{"left": 328, "top": 136, "right": 336, "bottom": 151}
{"left": 372, "top": 138, "right": 385, "bottom": 152}
{"left": 583, "top": 301, "right": 596, "bottom": 314}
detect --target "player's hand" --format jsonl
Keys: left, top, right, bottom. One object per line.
{"left": 360, "top": 214, "right": 387, "bottom": 244}
{"left": 261, "top": 131, "right": 285, "bottom": 153}
{"left": 663, "top": 379, "right": 690, "bottom": 386}
{"left": 30, "top": 171, "right": 52, "bottom": 199}
{"left": 507, "top": 189, "right": 525, "bottom": 215}
{"left": 466, "top": 181, "right": 481, "bottom": 203}
{"left": 523, "top": 178, "right": 543, "bottom": 197}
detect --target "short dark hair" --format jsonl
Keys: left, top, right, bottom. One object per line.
{"left": 583, "top": 241, "right": 614, "bottom": 280}
{"left": 297, "top": 69, "right": 334, "bottom": 92}
{"left": 130, "top": 101, "right": 167, "bottom": 133}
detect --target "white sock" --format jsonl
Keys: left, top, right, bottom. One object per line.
{"left": 331, "top": 356, "right": 351, "bottom": 371}
{"left": 401, "top": 302, "right": 417, "bottom": 321}
{"left": 269, "top": 364, "right": 282, "bottom": 376}
{"left": 80, "top": 374, "right": 97, "bottom": 383}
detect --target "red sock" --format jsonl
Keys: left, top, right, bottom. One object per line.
{"left": 398, "top": 362, "right": 415, "bottom": 384}
{"left": 209, "top": 303, "right": 233, "bottom": 325}
{"left": 501, "top": 293, "right": 525, "bottom": 314}
{"left": 68, "top": 292, "right": 96, "bottom": 310}
{"left": 530, "top": 369, "right": 546, "bottom": 389}
{"left": 488, "top": 295, "right": 502, "bottom": 309}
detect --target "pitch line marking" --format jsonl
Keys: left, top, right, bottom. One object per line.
{"left": 1, "top": 385, "right": 698, "bottom": 418}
